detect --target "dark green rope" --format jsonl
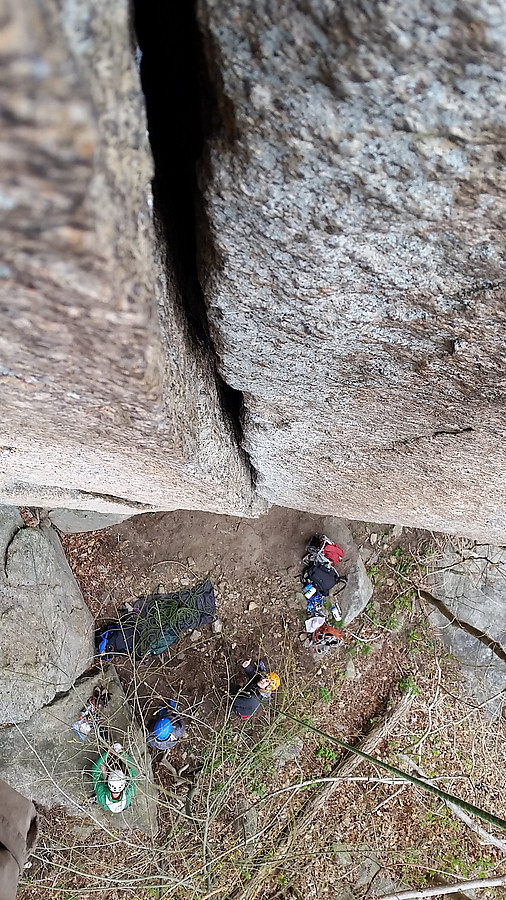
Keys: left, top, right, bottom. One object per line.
{"left": 279, "top": 709, "right": 506, "bottom": 831}
{"left": 136, "top": 580, "right": 211, "bottom": 655}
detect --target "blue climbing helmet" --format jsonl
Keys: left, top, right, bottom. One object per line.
{"left": 153, "top": 717, "right": 173, "bottom": 740}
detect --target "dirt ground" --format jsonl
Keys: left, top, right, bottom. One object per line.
{"left": 19, "top": 507, "right": 506, "bottom": 900}
{"left": 59, "top": 507, "right": 407, "bottom": 741}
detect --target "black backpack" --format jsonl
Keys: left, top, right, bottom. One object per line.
{"left": 303, "top": 563, "right": 345, "bottom": 597}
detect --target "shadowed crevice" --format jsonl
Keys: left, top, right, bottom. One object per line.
{"left": 133, "top": 0, "right": 245, "bottom": 449}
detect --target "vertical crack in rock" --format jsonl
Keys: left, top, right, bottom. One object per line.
{"left": 133, "top": 0, "right": 245, "bottom": 448}
{"left": 420, "top": 590, "right": 506, "bottom": 666}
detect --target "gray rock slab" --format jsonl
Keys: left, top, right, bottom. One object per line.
{"left": 0, "top": 512, "right": 95, "bottom": 723}
{"left": 0, "top": 504, "right": 23, "bottom": 551}
{"left": 47, "top": 508, "right": 133, "bottom": 534}
{"left": 197, "top": 0, "right": 506, "bottom": 543}
{"left": 0, "top": 666, "right": 158, "bottom": 835}
{"left": 428, "top": 604, "right": 506, "bottom": 719}
{"left": 426, "top": 542, "right": 506, "bottom": 652}
{"left": 356, "top": 853, "right": 381, "bottom": 889}
{"left": 426, "top": 541, "right": 506, "bottom": 716}
{"left": 322, "top": 518, "right": 373, "bottom": 625}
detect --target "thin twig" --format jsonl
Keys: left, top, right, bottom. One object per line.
{"left": 378, "top": 874, "right": 506, "bottom": 900}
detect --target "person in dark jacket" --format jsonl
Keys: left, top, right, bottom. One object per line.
{"left": 146, "top": 704, "right": 186, "bottom": 751}
{"left": 230, "top": 658, "right": 280, "bottom": 719}
{"left": 0, "top": 778, "right": 38, "bottom": 900}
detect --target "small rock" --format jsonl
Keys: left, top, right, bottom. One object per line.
{"left": 187, "top": 556, "right": 196, "bottom": 568}
{"left": 247, "top": 601, "right": 258, "bottom": 611}
{"left": 233, "top": 799, "right": 258, "bottom": 857}
{"left": 389, "top": 555, "right": 398, "bottom": 565}
{"left": 392, "top": 524, "right": 403, "bottom": 539}
{"left": 345, "top": 658, "right": 356, "bottom": 680}
{"left": 180, "top": 577, "right": 190, "bottom": 586}
{"left": 176, "top": 651, "right": 186, "bottom": 660}
{"left": 286, "top": 565, "right": 300, "bottom": 578}
{"left": 71, "top": 823, "right": 95, "bottom": 839}
{"left": 369, "top": 533, "right": 378, "bottom": 545}
{"left": 356, "top": 854, "right": 380, "bottom": 888}
{"left": 333, "top": 842, "right": 353, "bottom": 866}
{"left": 386, "top": 578, "right": 394, "bottom": 586}
{"left": 212, "top": 619, "right": 223, "bottom": 633}
{"left": 190, "top": 630, "right": 202, "bottom": 642}
{"left": 359, "top": 546, "right": 373, "bottom": 564}
{"left": 272, "top": 737, "right": 304, "bottom": 768}
{"left": 231, "top": 642, "right": 237, "bottom": 649}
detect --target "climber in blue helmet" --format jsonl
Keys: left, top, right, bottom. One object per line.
{"left": 146, "top": 702, "right": 186, "bottom": 751}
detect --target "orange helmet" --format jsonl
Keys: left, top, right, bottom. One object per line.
{"left": 266, "top": 672, "right": 280, "bottom": 691}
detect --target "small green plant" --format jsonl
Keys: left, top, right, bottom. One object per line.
{"left": 316, "top": 745, "right": 337, "bottom": 763}
{"left": 319, "top": 686, "right": 332, "bottom": 702}
{"left": 367, "top": 564, "right": 380, "bottom": 583}
{"left": 399, "top": 674, "right": 419, "bottom": 695}
{"left": 364, "top": 600, "right": 386, "bottom": 628}
{"left": 360, "top": 643, "right": 372, "bottom": 656}
{"left": 250, "top": 781, "right": 267, "bottom": 798}
{"left": 391, "top": 546, "right": 414, "bottom": 577}
{"left": 383, "top": 611, "right": 400, "bottom": 630}
{"left": 473, "top": 856, "right": 494, "bottom": 879}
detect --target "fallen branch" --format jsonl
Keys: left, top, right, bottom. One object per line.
{"left": 378, "top": 874, "right": 506, "bottom": 900}
{"left": 398, "top": 753, "right": 506, "bottom": 855}
{"left": 227, "top": 691, "right": 414, "bottom": 900}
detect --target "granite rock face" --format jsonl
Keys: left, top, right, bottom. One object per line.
{"left": 0, "top": 0, "right": 257, "bottom": 519}
{"left": 0, "top": 506, "right": 94, "bottom": 723}
{"left": 426, "top": 541, "right": 506, "bottom": 717}
{"left": 0, "top": 666, "right": 158, "bottom": 833}
{"left": 197, "top": 0, "right": 506, "bottom": 542}
{"left": 2, "top": 0, "right": 506, "bottom": 542}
